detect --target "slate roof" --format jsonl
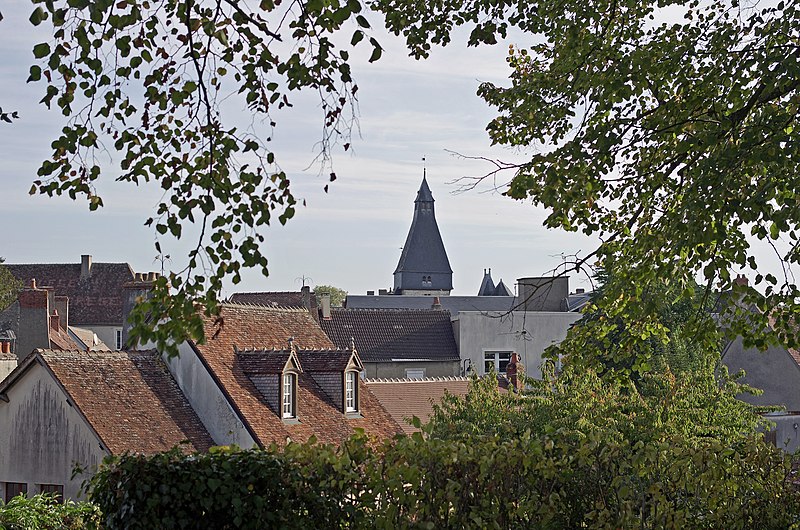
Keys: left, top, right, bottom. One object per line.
{"left": 346, "top": 295, "right": 518, "bottom": 313}
{"left": 347, "top": 294, "right": 590, "bottom": 314}
{"left": 477, "top": 270, "right": 496, "bottom": 296}
{"left": 495, "top": 280, "right": 514, "bottom": 297}
{"left": 6, "top": 262, "right": 135, "bottom": 326}
{"left": 393, "top": 177, "right": 453, "bottom": 290}
{"left": 319, "top": 308, "right": 460, "bottom": 363}
{"left": 0, "top": 350, "right": 213, "bottom": 454}
{"left": 366, "top": 377, "right": 472, "bottom": 434}
{"left": 192, "top": 304, "right": 401, "bottom": 446}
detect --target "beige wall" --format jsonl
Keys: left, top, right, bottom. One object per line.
{"left": 85, "top": 325, "right": 121, "bottom": 350}
{"left": 0, "top": 359, "right": 16, "bottom": 384}
{"left": 0, "top": 362, "right": 107, "bottom": 500}
{"left": 364, "top": 361, "right": 460, "bottom": 380}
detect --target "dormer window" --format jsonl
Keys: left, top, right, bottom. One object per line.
{"left": 282, "top": 373, "right": 296, "bottom": 418}
{"left": 345, "top": 371, "right": 358, "bottom": 412}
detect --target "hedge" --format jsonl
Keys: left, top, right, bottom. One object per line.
{"left": 86, "top": 432, "right": 800, "bottom": 529}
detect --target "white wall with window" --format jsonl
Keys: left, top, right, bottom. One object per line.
{"left": 405, "top": 368, "right": 426, "bottom": 380}
{"left": 454, "top": 311, "right": 581, "bottom": 379}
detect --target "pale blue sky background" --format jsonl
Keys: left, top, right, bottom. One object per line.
{"left": 0, "top": 0, "right": 603, "bottom": 297}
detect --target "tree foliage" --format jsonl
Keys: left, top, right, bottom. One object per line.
{"left": 25, "top": 0, "right": 382, "bottom": 355}
{"left": 0, "top": 258, "right": 23, "bottom": 311}
{"left": 376, "top": 0, "right": 800, "bottom": 353}
{"left": 313, "top": 283, "right": 347, "bottom": 306}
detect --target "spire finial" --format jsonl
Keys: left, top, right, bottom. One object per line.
{"left": 288, "top": 336, "right": 296, "bottom": 354}
{"left": 422, "top": 156, "right": 426, "bottom": 179}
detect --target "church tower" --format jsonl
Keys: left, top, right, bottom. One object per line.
{"left": 393, "top": 176, "right": 453, "bottom": 295}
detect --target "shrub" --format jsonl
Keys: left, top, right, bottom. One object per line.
{"left": 0, "top": 493, "right": 100, "bottom": 530}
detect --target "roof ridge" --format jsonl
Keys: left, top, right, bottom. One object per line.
{"left": 365, "top": 376, "right": 471, "bottom": 384}
{"left": 222, "top": 302, "right": 308, "bottom": 312}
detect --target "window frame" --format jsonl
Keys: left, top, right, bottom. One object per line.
{"left": 115, "top": 328, "right": 123, "bottom": 350}
{"left": 38, "top": 484, "right": 63, "bottom": 503}
{"left": 405, "top": 368, "right": 426, "bottom": 380}
{"left": 4, "top": 482, "right": 27, "bottom": 503}
{"left": 345, "top": 371, "right": 358, "bottom": 413}
{"left": 483, "top": 350, "right": 513, "bottom": 375}
{"left": 282, "top": 372, "right": 296, "bottom": 419}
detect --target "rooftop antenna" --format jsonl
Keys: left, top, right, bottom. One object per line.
{"left": 295, "top": 275, "right": 313, "bottom": 288}
{"left": 153, "top": 253, "right": 171, "bottom": 275}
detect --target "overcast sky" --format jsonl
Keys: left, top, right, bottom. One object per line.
{"left": 0, "top": 0, "right": 600, "bottom": 297}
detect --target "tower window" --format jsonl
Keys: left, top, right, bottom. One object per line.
{"left": 282, "top": 373, "right": 296, "bottom": 419}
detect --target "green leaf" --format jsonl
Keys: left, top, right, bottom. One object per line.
{"left": 32, "top": 42, "right": 50, "bottom": 59}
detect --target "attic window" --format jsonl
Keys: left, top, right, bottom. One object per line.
{"left": 345, "top": 371, "right": 358, "bottom": 412}
{"left": 282, "top": 373, "right": 296, "bottom": 419}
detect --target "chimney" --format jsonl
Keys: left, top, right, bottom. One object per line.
{"left": 378, "top": 289, "right": 388, "bottom": 296}
{"left": 432, "top": 296, "right": 443, "bottom": 310}
{"left": 54, "top": 296, "right": 69, "bottom": 330}
{"left": 366, "top": 290, "right": 375, "bottom": 296}
{"left": 50, "top": 310, "right": 60, "bottom": 332}
{"left": 121, "top": 272, "right": 159, "bottom": 348}
{"left": 301, "top": 285, "right": 311, "bottom": 310}
{"left": 16, "top": 281, "right": 50, "bottom": 361}
{"left": 575, "top": 288, "right": 585, "bottom": 294}
{"left": 321, "top": 293, "right": 331, "bottom": 320}
{"left": 734, "top": 274, "right": 748, "bottom": 287}
{"left": 80, "top": 255, "right": 93, "bottom": 281}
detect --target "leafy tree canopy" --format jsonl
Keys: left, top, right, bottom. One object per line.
{"left": 0, "top": 258, "right": 22, "bottom": 311}
{"left": 313, "top": 283, "right": 347, "bottom": 306}
{"left": 376, "top": 0, "right": 800, "bottom": 355}
{"left": 22, "top": 0, "right": 383, "bottom": 355}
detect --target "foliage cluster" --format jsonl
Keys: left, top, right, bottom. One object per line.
{"left": 0, "top": 493, "right": 101, "bottom": 530}
{"left": 0, "top": 258, "right": 22, "bottom": 312}
{"left": 87, "top": 427, "right": 799, "bottom": 529}
{"left": 313, "top": 284, "right": 347, "bottom": 307}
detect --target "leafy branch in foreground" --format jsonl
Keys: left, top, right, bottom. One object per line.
{"left": 26, "top": 0, "right": 383, "bottom": 354}
{"left": 376, "top": 0, "right": 800, "bottom": 354}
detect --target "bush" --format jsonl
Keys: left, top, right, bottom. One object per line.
{"left": 0, "top": 493, "right": 100, "bottom": 530}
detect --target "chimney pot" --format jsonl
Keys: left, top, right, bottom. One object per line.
{"left": 30, "top": 279, "right": 36, "bottom": 289}
{"left": 80, "top": 255, "right": 93, "bottom": 281}
{"left": 734, "top": 274, "right": 749, "bottom": 287}
{"left": 576, "top": 288, "right": 585, "bottom": 294}
{"left": 432, "top": 296, "right": 442, "bottom": 310}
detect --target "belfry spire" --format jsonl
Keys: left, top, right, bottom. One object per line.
{"left": 393, "top": 174, "right": 453, "bottom": 295}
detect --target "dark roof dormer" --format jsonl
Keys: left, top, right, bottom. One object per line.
{"left": 238, "top": 346, "right": 302, "bottom": 420}
{"left": 298, "top": 344, "right": 364, "bottom": 415}
{"left": 393, "top": 176, "right": 453, "bottom": 295}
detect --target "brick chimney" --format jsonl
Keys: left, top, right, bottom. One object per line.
{"left": 121, "top": 272, "right": 160, "bottom": 349}
{"left": 734, "top": 274, "right": 749, "bottom": 287}
{"left": 431, "top": 296, "right": 443, "bottom": 310}
{"left": 50, "top": 310, "right": 60, "bottom": 332}
{"left": 54, "top": 296, "right": 69, "bottom": 331}
{"left": 80, "top": 255, "right": 93, "bottom": 281}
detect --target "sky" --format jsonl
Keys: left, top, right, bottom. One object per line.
{"left": 0, "top": 0, "right": 599, "bottom": 297}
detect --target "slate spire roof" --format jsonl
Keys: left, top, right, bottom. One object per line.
{"left": 477, "top": 269, "right": 514, "bottom": 297}
{"left": 393, "top": 176, "right": 453, "bottom": 293}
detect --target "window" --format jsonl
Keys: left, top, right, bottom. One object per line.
{"left": 484, "top": 351, "right": 512, "bottom": 374}
{"left": 282, "top": 373, "right": 296, "bottom": 419}
{"left": 405, "top": 368, "right": 425, "bottom": 380}
{"left": 38, "top": 484, "right": 63, "bottom": 503}
{"left": 115, "top": 329, "right": 123, "bottom": 350}
{"left": 4, "top": 482, "right": 27, "bottom": 503}
{"left": 345, "top": 371, "right": 358, "bottom": 412}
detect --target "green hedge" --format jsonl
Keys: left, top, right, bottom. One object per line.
{"left": 87, "top": 432, "right": 800, "bottom": 530}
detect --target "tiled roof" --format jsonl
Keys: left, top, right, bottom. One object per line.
{"left": 49, "top": 325, "right": 80, "bottom": 351}
{"left": 228, "top": 291, "right": 308, "bottom": 308}
{"left": 237, "top": 349, "right": 296, "bottom": 374}
{"left": 193, "top": 304, "right": 401, "bottom": 446}
{"left": 6, "top": 263, "right": 135, "bottom": 326}
{"left": 366, "top": 377, "right": 472, "bottom": 434}
{"left": 10, "top": 350, "right": 214, "bottom": 454}
{"left": 319, "top": 309, "right": 460, "bottom": 363}
{"left": 298, "top": 349, "right": 360, "bottom": 372}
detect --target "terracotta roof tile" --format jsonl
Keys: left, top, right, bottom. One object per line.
{"left": 319, "top": 309, "right": 459, "bottom": 363}
{"left": 7, "top": 263, "right": 135, "bottom": 326}
{"left": 194, "top": 304, "right": 402, "bottom": 446}
{"left": 39, "top": 350, "right": 213, "bottom": 454}
{"left": 366, "top": 377, "right": 472, "bottom": 435}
